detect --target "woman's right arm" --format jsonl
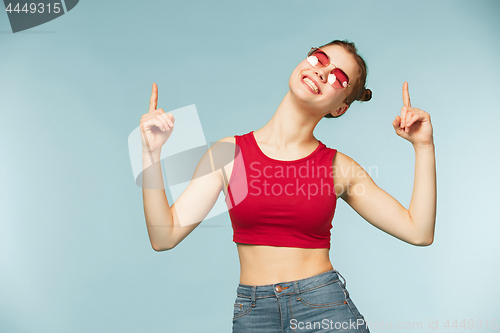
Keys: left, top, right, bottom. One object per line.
{"left": 140, "top": 83, "right": 233, "bottom": 251}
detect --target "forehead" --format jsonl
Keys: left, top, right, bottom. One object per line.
{"left": 319, "top": 45, "right": 359, "bottom": 83}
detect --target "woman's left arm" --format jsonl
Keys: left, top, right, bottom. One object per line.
{"left": 396, "top": 82, "right": 436, "bottom": 245}
{"left": 341, "top": 82, "right": 436, "bottom": 246}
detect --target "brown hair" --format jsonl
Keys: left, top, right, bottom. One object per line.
{"left": 320, "top": 40, "right": 372, "bottom": 118}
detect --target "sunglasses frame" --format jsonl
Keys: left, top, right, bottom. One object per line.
{"left": 307, "top": 47, "right": 351, "bottom": 90}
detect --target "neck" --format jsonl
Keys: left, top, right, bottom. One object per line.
{"left": 255, "top": 91, "right": 327, "bottom": 148}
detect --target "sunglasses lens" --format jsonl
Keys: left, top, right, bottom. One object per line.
{"left": 307, "top": 48, "right": 350, "bottom": 89}
{"left": 331, "top": 68, "right": 349, "bottom": 89}
{"left": 308, "top": 49, "right": 330, "bottom": 67}
{"left": 307, "top": 55, "right": 319, "bottom": 67}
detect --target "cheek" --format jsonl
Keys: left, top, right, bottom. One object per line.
{"left": 324, "top": 91, "right": 347, "bottom": 109}
{"left": 289, "top": 67, "right": 302, "bottom": 90}
{"left": 291, "top": 62, "right": 310, "bottom": 78}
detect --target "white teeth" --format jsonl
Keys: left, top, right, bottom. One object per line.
{"left": 303, "top": 77, "right": 319, "bottom": 93}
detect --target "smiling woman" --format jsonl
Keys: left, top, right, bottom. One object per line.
{"left": 310, "top": 41, "right": 372, "bottom": 118}
{"left": 139, "top": 39, "right": 436, "bottom": 333}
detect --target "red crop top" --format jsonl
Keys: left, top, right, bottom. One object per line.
{"left": 225, "top": 131, "right": 338, "bottom": 249}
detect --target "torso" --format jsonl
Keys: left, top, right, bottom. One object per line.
{"left": 220, "top": 133, "right": 351, "bottom": 285}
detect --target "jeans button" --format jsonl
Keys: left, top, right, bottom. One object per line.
{"left": 275, "top": 285, "right": 282, "bottom": 292}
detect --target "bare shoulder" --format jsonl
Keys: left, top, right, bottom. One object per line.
{"left": 332, "top": 150, "right": 350, "bottom": 164}
{"left": 206, "top": 136, "right": 236, "bottom": 158}
{"left": 209, "top": 136, "right": 236, "bottom": 162}
{"left": 333, "top": 150, "right": 360, "bottom": 168}
{"left": 217, "top": 136, "right": 235, "bottom": 144}
{"left": 210, "top": 136, "right": 236, "bottom": 192}
{"left": 332, "top": 150, "right": 369, "bottom": 200}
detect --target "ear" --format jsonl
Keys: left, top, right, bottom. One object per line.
{"left": 330, "top": 104, "right": 349, "bottom": 117}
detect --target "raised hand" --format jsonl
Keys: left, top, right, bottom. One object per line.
{"left": 140, "top": 83, "right": 175, "bottom": 156}
{"left": 392, "top": 82, "right": 433, "bottom": 146}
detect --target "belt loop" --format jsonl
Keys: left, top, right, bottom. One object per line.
{"left": 335, "top": 269, "right": 346, "bottom": 287}
{"left": 251, "top": 286, "right": 256, "bottom": 307}
{"left": 293, "top": 281, "right": 301, "bottom": 301}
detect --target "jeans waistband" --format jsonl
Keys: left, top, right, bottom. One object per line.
{"left": 236, "top": 269, "right": 346, "bottom": 299}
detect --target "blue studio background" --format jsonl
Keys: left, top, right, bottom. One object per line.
{"left": 1, "top": 1, "right": 499, "bottom": 332}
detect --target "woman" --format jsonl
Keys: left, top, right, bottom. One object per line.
{"left": 139, "top": 40, "right": 436, "bottom": 332}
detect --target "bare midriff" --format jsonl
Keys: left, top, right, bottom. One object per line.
{"left": 236, "top": 243, "right": 334, "bottom": 285}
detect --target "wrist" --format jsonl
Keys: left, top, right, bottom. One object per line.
{"left": 142, "top": 150, "right": 161, "bottom": 160}
{"left": 412, "top": 141, "right": 434, "bottom": 150}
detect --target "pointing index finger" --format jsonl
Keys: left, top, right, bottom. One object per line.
{"left": 149, "top": 83, "right": 158, "bottom": 112}
{"left": 403, "top": 81, "right": 411, "bottom": 107}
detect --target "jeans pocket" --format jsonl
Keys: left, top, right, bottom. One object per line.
{"left": 233, "top": 296, "right": 253, "bottom": 320}
{"left": 298, "top": 280, "right": 347, "bottom": 308}
{"left": 337, "top": 281, "right": 368, "bottom": 328}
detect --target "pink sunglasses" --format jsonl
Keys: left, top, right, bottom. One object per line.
{"left": 307, "top": 47, "right": 350, "bottom": 89}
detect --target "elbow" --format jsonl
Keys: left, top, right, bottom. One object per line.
{"left": 151, "top": 242, "right": 176, "bottom": 252}
{"left": 412, "top": 234, "right": 434, "bottom": 247}
{"left": 149, "top": 230, "right": 178, "bottom": 252}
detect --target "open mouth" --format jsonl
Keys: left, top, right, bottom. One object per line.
{"left": 301, "top": 75, "right": 321, "bottom": 94}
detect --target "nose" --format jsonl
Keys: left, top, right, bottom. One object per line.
{"left": 314, "top": 69, "right": 328, "bottom": 83}
{"left": 314, "top": 63, "right": 336, "bottom": 82}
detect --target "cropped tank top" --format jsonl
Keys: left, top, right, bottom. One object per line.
{"left": 225, "top": 131, "right": 338, "bottom": 249}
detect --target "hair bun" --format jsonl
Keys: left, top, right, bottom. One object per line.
{"left": 359, "top": 88, "right": 372, "bottom": 102}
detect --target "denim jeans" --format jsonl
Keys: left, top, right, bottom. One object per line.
{"left": 232, "top": 269, "right": 370, "bottom": 333}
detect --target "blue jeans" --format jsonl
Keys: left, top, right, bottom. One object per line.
{"left": 232, "top": 269, "right": 370, "bottom": 332}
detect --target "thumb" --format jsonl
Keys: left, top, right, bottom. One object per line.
{"left": 392, "top": 115, "right": 401, "bottom": 129}
{"left": 392, "top": 115, "right": 404, "bottom": 134}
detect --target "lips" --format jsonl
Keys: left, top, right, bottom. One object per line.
{"left": 301, "top": 75, "right": 321, "bottom": 95}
